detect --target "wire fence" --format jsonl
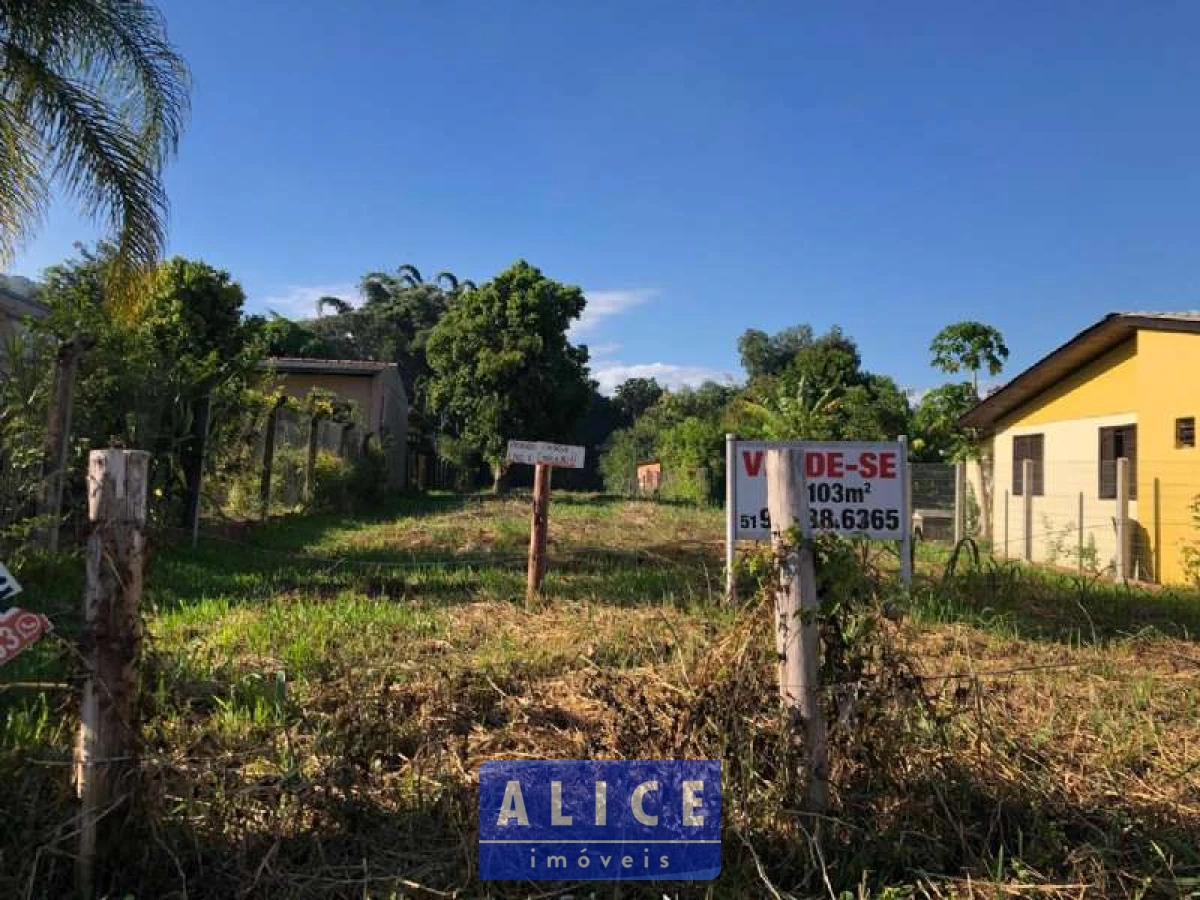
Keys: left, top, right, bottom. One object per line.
{"left": 989, "top": 459, "right": 1200, "bottom": 584}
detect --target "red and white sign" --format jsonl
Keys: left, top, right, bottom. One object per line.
{"left": 731, "top": 440, "right": 908, "bottom": 541}
{"left": 506, "top": 440, "right": 586, "bottom": 469}
{"left": 0, "top": 607, "right": 53, "bottom": 667}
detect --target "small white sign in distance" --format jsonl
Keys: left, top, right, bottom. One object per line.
{"left": 732, "top": 440, "right": 908, "bottom": 541}
{"left": 0, "top": 561, "right": 21, "bottom": 603}
{"left": 506, "top": 440, "right": 586, "bottom": 469}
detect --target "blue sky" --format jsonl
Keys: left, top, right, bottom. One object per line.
{"left": 13, "top": 1, "right": 1200, "bottom": 395}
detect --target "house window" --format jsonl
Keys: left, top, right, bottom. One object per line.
{"left": 1012, "top": 434, "right": 1044, "bottom": 496}
{"left": 1099, "top": 424, "right": 1137, "bottom": 499}
{"left": 1177, "top": 417, "right": 1196, "bottom": 449}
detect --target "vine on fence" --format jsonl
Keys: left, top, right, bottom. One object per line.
{"left": 740, "top": 533, "right": 958, "bottom": 802}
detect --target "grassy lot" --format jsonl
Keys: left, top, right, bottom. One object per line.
{"left": 2, "top": 494, "right": 1200, "bottom": 898}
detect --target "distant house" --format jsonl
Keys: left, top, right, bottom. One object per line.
{"left": 259, "top": 358, "right": 408, "bottom": 488}
{"left": 960, "top": 311, "right": 1200, "bottom": 584}
{"left": 0, "top": 275, "right": 47, "bottom": 360}
{"left": 636, "top": 460, "right": 662, "bottom": 496}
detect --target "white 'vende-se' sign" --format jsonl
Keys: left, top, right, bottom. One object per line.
{"left": 506, "top": 440, "right": 586, "bottom": 469}
{"left": 729, "top": 440, "right": 909, "bottom": 541}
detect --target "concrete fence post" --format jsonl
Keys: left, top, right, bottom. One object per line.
{"left": 953, "top": 460, "right": 967, "bottom": 544}
{"left": 1022, "top": 459, "right": 1034, "bottom": 562}
{"left": 1115, "top": 457, "right": 1130, "bottom": 583}
{"left": 1003, "top": 490, "right": 1009, "bottom": 559}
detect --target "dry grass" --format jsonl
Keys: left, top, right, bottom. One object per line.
{"left": 2, "top": 495, "right": 1199, "bottom": 898}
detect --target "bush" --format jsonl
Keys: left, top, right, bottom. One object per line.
{"left": 311, "top": 444, "right": 389, "bottom": 514}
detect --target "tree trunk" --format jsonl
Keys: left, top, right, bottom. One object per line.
{"left": 492, "top": 461, "right": 509, "bottom": 494}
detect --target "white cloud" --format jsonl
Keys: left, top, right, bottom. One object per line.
{"left": 593, "top": 361, "right": 737, "bottom": 395}
{"left": 571, "top": 288, "right": 657, "bottom": 337}
{"left": 588, "top": 342, "right": 623, "bottom": 359}
{"left": 251, "top": 282, "right": 360, "bottom": 320}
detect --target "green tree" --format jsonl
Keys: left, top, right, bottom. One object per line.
{"left": 910, "top": 381, "right": 979, "bottom": 462}
{"left": 836, "top": 374, "right": 911, "bottom": 440}
{"left": 0, "top": 0, "right": 191, "bottom": 287}
{"left": 613, "top": 377, "right": 664, "bottom": 424}
{"left": 737, "top": 324, "right": 815, "bottom": 379}
{"left": 655, "top": 415, "right": 724, "bottom": 503}
{"left": 930, "top": 321, "right": 1009, "bottom": 396}
{"left": 784, "top": 327, "right": 861, "bottom": 392}
{"left": 425, "top": 260, "right": 590, "bottom": 490}
{"left": 253, "top": 313, "right": 340, "bottom": 358}
{"left": 36, "top": 245, "right": 262, "bottom": 525}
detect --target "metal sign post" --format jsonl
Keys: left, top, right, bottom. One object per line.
{"left": 724, "top": 432, "right": 736, "bottom": 603}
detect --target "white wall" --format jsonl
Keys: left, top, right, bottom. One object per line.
{"left": 990, "top": 412, "right": 1138, "bottom": 574}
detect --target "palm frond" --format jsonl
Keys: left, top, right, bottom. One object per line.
{"left": 396, "top": 264, "right": 423, "bottom": 287}
{"left": 0, "top": 95, "right": 48, "bottom": 261}
{"left": 0, "top": 0, "right": 189, "bottom": 294}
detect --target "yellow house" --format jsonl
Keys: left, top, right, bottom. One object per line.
{"left": 961, "top": 312, "right": 1200, "bottom": 585}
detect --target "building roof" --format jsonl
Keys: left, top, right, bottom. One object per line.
{"left": 260, "top": 357, "right": 397, "bottom": 376}
{"left": 960, "top": 312, "right": 1200, "bottom": 431}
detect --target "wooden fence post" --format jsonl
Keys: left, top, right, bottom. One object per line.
{"left": 184, "top": 394, "right": 212, "bottom": 548}
{"left": 1022, "top": 459, "right": 1034, "bottom": 562}
{"left": 304, "top": 414, "right": 322, "bottom": 504}
{"left": 75, "top": 449, "right": 149, "bottom": 898}
{"left": 259, "top": 398, "right": 284, "bottom": 521}
{"left": 765, "top": 449, "right": 829, "bottom": 813}
{"left": 37, "top": 336, "right": 83, "bottom": 552}
{"left": 1115, "top": 457, "right": 1130, "bottom": 583}
{"left": 417, "top": 454, "right": 429, "bottom": 492}
{"left": 953, "top": 461, "right": 967, "bottom": 545}
{"left": 526, "top": 463, "right": 551, "bottom": 607}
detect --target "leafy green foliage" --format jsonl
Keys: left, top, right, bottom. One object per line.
{"left": 32, "top": 244, "right": 264, "bottom": 527}
{"left": 425, "top": 260, "right": 591, "bottom": 486}
{"left": 910, "top": 381, "right": 978, "bottom": 461}
{"left": 1183, "top": 495, "right": 1200, "bottom": 588}
{"left": 0, "top": 329, "right": 54, "bottom": 558}
{"left": 253, "top": 312, "right": 342, "bottom": 358}
{"left": 600, "top": 381, "right": 735, "bottom": 501}
{"left": 930, "top": 321, "right": 1009, "bottom": 394}
{"left": 737, "top": 324, "right": 815, "bottom": 379}
{"left": 730, "top": 328, "right": 910, "bottom": 442}
{"left": 613, "top": 377, "right": 663, "bottom": 424}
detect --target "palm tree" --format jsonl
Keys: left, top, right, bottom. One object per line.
{"left": 316, "top": 295, "right": 351, "bottom": 317}
{"left": 434, "top": 270, "right": 458, "bottom": 292}
{"left": 0, "top": 0, "right": 191, "bottom": 287}
{"left": 396, "top": 264, "right": 423, "bottom": 288}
